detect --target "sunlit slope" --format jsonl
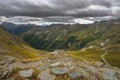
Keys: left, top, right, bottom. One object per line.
{"left": 67, "top": 47, "right": 120, "bottom": 68}
{"left": 0, "top": 26, "right": 42, "bottom": 61}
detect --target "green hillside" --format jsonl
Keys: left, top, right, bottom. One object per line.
{"left": 22, "top": 21, "right": 120, "bottom": 51}
{"left": 0, "top": 26, "right": 43, "bottom": 61}
{"left": 22, "top": 20, "right": 120, "bottom": 68}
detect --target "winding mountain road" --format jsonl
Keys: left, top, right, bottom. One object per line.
{"left": 101, "top": 48, "right": 111, "bottom": 66}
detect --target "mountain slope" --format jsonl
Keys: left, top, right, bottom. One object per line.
{"left": 87, "top": 21, "right": 120, "bottom": 47}
{"left": 21, "top": 19, "right": 120, "bottom": 68}
{"left": 23, "top": 24, "right": 90, "bottom": 50}
{"left": 22, "top": 20, "right": 120, "bottom": 51}
{"left": 0, "top": 26, "right": 42, "bottom": 61}
{"left": 1, "top": 19, "right": 120, "bottom": 67}
{"left": 1, "top": 22, "right": 39, "bottom": 35}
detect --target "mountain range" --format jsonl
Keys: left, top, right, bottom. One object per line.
{"left": 1, "top": 22, "right": 42, "bottom": 35}
{"left": 20, "top": 19, "right": 120, "bottom": 51}
{"left": 0, "top": 18, "right": 120, "bottom": 67}
{"left": 0, "top": 18, "right": 120, "bottom": 80}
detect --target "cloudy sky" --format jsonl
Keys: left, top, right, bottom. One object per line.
{"left": 0, "top": 0, "right": 120, "bottom": 25}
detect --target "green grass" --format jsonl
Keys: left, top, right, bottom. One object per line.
{"left": 0, "top": 26, "right": 46, "bottom": 61}
{"left": 105, "top": 52, "right": 120, "bottom": 67}
{"left": 67, "top": 48, "right": 103, "bottom": 61}
{"left": 67, "top": 48, "right": 120, "bottom": 68}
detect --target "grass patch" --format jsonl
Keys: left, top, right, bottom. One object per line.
{"left": 67, "top": 48, "right": 120, "bottom": 68}
{"left": 67, "top": 48, "right": 103, "bottom": 61}
{"left": 105, "top": 52, "right": 120, "bottom": 68}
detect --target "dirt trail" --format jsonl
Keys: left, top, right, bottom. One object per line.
{"left": 101, "top": 48, "right": 111, "bottom": 66}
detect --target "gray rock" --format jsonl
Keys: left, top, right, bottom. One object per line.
{"left": 68, "top": 69, "right": 82, "bottom": 79}
{"left": 102, "top": 68, "right": 117, "bottom": 80}
{"left": 50, "top": 62, "right": 63, "bottom": 67}
{"left": 69, "top": 66, "right": 76, "bottom": 70}
{"left": 93, "top": 62, "right": 104, "bottom": 67}
{"left": 41, "top": 59, "right": 50, "bottom": 64}
{"left": 37, "top": 70, "right": 55, "bottom": 80}
{"left": 19, "top": 68, "right": 33, "bottom": 78}
{"left": 51, "top": 67, "right": 69, "bottom": 74}
{"left": 37, "top": 64, "right": 50, "bottom": 71}
{"left": 6, "top": 58, "right": 15, "bottom": 64}
{"left": 0, "top": 60, "right": 5, "bottom": 65}
{"left": 63, "top": 61, "right": 75, "bottom": 68}
{"left": 50, "top": 50, "right": 59, "bottom": 55}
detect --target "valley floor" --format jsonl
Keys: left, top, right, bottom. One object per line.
{"left": 0, "top": 50, "right": 120, "bottom": 80}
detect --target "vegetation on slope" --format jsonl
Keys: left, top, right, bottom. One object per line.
{"left": 23, "top": 21, "right": 120, "bottom": 51}
{"left": 2, "top": 19, "right": 120, "bottom": 68}
{"left": 0, "top": 26, "right": 44, "bottom": 61}
{"left": 22, "top": 20, "right": 120, "bottom": 68}
{"left": 22, "top": 24, "right": 99, "bottom": 51}
{"left": 67, "top": 47, "right": 120, "bottom": 68}
{"left": 67, "top": 48, "right": 103, "bottom": 61}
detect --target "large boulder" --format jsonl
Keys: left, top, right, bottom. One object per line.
{"left": 19, "top": 68, "right": 33, "bottom": 78}
{"left": 101, "top": 68, "right": 117, "bottom": 80}
{"left": 68, "top": 69, "right": 82, "bottom": 79}
{"left": 50, "top": 62, "right": 63, "bottom": 67}
{"left": 36, "top": 64, "right": 50, "bottom": 71}
{"left": 51, "top": 67, "right": 69, "bottom": 74}
{"left": 37, "top": 70, "right": 55, "bottom": 80}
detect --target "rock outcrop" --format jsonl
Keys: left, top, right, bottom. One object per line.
{"left": 0, "top": 52, "right": 120, "bottom": 80}
{"left": 19, "top": 68, "right": 33, "bottom": 78}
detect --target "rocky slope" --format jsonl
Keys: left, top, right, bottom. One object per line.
{"left": 0, "top": 50, "right": 120, "bottom": 80}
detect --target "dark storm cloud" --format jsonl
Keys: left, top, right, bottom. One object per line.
{"left": 0, "top": 0, "right": 120, "bottom": 18}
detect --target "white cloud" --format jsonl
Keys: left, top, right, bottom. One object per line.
{"left": 0, "top": 16, "right": 117, "bottom": 25}
{"left": 74, "top": 18, "right": 94, "bottom": 24}
{"left": 88, "top": 5, "right": 108, "bottom": 10}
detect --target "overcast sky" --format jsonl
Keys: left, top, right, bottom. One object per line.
{"left": 0, "top": 0, "right": 120, "bottom": 17}
{"left": 0, "top": 0, "right": 120, "bottom": 25}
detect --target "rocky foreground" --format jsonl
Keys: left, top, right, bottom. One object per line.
{"left": 0, "top": 51, "right": 120, "bottom": 80}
